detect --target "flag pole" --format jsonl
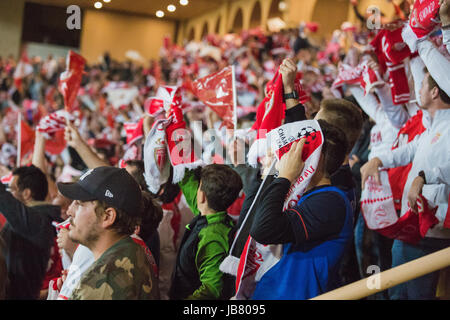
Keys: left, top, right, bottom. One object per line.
{"left": 231, "top": 65, "right": 238, "bottom": 136}
{"left": 16, "top": 112, "right": 22, "bottom": 167}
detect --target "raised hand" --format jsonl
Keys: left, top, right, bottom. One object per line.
{"left": 277, "top": 139, "right": 306, "bottom": 183}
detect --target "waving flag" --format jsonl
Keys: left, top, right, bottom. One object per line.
{"left": 37, "top": 110, "right": 74, "bottom": 136}
{"left": 144, "top": 86, "right": 180, "bottom": 117}
{"left": 402, "top": 0, "right": 441, "bottom": 52}
{"left": 123, "top": 118, "right": 144, "bottom": 147}
{"left": 332, "top": 61, "right": 384, "bottom": 96}
{"left": 106, "top": 87, "right": 139, "bottom": 110}
{"left": 58, "top": 51, "right": 86, "bottom": 112}
{"left": 18, "top": 117, "right": 35, "bottom": 165}
{"left": 189, "top": 66, "right": 237, "bottom": 129}
{"left": 165, "top": 88, "right": 203, "bottom": 183}
{"left": 247, "top": 70, "right": 285, "bottom": 166}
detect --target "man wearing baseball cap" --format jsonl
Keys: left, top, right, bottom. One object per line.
{"left": 57, "top": 166, "right": 159, "bottom": 300}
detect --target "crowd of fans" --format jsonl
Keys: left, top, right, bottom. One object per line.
{"left": 0, "top": 0, "right": 449, "bottom": 300}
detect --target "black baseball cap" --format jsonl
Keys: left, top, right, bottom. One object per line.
{"left": 57, "top": 166, "right": 143, "bottom": 217}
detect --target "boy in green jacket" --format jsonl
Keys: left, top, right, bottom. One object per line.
{"left": 169, "top": 164, "right": 243, "bottom": 300}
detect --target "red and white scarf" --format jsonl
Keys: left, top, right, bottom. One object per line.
{"left": 37, "top": 110, "right": 75, "bottom": 137}
{"left": 332, "top": 61, "right": 384, "bottom": 96}
{"left": 402, "top": 0, "right": 441, "bottom": 52}
{"left": 144, "top": 88, "right": 203, "bottom": 192}
{"left": 361, "top": 170, "right": 439, "bottom": 244}
{"left": 370, "top": 27, "right": 412, "bottom": 104}
{"left": 143, "top": 118, "right": 172, "bottom": 194}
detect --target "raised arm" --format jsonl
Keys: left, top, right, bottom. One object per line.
{"left": 32, "top": 131, "right": 58, "bottom": 201}
{"left": 64, "top": 121, "right": 109, "bottom": 169}
{"left": 417, "top": 38, "right": 450, "bottom": 97}
{"left": 348, "top": 86, "right": 381, "bottom": 122}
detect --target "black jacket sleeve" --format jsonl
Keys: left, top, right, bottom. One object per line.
{"left": 285, "top": 104, "right": 307, "bottom": 124}
{"left": 0, "top": 183, "right": 50, "bottom": 246}
{"left": 250, "top": 179, "right": 348, "bottom": 246}
{"left": 250, "top": 178, "right": 296, "bottom": 244}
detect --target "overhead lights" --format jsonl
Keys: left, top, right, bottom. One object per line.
{"left": 156, "top": 10, "right": 164, "bottom": 18}
{"left": 167, "top": 4, "right": 176, "bottom": 12}
{"left": 94, "top": 1, "right": 103, "bottom": 9}
{"left": 278, "top": 1, "right": 287, "bottom": 11}
{"left": 180, "top": 0, "right": 189, "bottom": 5}
{"left": 103, "top": 0, "right": 111, "bottom": 3}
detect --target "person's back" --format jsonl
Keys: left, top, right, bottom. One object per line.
{"left": 71, "top": 237, "right": 159, "bottom": 300}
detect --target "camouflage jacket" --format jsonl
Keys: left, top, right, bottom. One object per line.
{"left": 70, "top": 237, "right": 160, "bottom": 300}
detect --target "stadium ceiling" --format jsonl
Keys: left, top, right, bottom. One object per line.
{"left": 26, "top": 0, "right": 237, "bottom": 20}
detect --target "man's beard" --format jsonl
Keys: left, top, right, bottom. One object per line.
{"left": 69, "top": 220, "right": 100, "bottom": 248}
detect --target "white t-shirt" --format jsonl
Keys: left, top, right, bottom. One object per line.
{"left": 57, "top": 245, "right": 95, "bottom": 300}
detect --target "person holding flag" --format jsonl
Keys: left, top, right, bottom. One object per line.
{"left": 248, "top": 119, "right": 353, "bottom": 300}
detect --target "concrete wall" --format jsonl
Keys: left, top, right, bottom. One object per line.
{"left": 0, "top": 0, "right": 25, "bottom": 59}
{"left": 80, "top": 9, "right": 176, "bottom": 64}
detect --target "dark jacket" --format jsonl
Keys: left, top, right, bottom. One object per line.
{"left": 169, "top": 171, "right": 234, "bottom": 300}
{"left": 0, "top": 236, "right": 7, "bottom": 300}
{"left": 0, "top": 183, "right": 62, "bottom": 300}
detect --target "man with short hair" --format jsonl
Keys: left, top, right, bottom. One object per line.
{"left": 361, "top": 70, "right": 450, "bottom": 299}
{"left": 0, "top": 165, "right": 62, "bottom": 299}
{"left": 57, "top": 166, "right": 159, "bottom": 300}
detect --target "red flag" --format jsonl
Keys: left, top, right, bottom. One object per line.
{"left": 165, "top": 88, "right": 202, "bottom": 183}
{"left": 144, "top": 98, "right": 165, "bottom": 116}
{"left": 250, "top": 70, "right": 285, "bottom": 136}
{"left": 20, "top": 119, "right": 35, "bottom": 163}
{"left": 123, "top": 118, "right": 144, "bottom": 146}
{"left": 190, "top": 66, "right": 236, "bottom": 129}
{"left": 58, "top": 51, "right": 86, "bottom": 112}
{"left": 247, "top": 70, "right": 285, "bottom": 166}
{"left": 45, "top": 130, "right": 67, "bottom": 155}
